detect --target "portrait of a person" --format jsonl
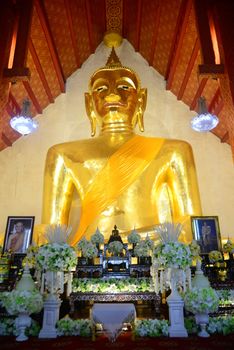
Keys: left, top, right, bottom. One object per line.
{"left": 5, "top": 219, "right": 33, "bottom": 254}
{"left": 193, "top": 217, "right": 221, "bottom": 254}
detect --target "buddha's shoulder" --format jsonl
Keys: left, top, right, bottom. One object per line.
{"left": 143, "top": 136, "right": 193, "bottom": 150}
{"left": 46, "top": 138, "right": 99, "bottom": 154}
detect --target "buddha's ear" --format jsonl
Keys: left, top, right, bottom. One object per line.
{"left": 85, "top": 92, "right": 96, "bottom": 137}
{"left": 136, "top": 88, "right": 147, "bottom": 132}
{"left": 139, "top": 88, "right": 147, "bottom": 113}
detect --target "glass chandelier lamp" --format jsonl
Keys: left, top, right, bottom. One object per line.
{"left": 10, "top": 99, "right": 38, "bottom": 135}
{"left": 191, "top": 96, "right": 219, "bottom": 132}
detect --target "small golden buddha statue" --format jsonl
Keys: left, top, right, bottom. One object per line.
{"left": 41, "top": 37, "right": 202, "bottom": 245}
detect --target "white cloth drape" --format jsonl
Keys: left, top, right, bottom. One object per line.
{"left": 91, "top": 303, "right": 136, "bottom": 342}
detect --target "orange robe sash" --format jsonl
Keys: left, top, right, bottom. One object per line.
{"left": 71, "top": 135, "right": 164, "bottom": 245}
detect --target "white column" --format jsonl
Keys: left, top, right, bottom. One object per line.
{"left": 167, "top": 293, "right": 188, "bottom": 337}
{"left": 39, "top": 294, "right": 61, "bottom": 339}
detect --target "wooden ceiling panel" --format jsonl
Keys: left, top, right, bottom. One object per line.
{"left": 43, "top": 0, "right": 77, "bottom": 78}
{"left": 182, "top": 50, "right": 201, "bottom": 107}
{"left": 170, "top": 6, "right": 197, "bottom": 96}
{"left": 139, "top": 0, "right": 160, "bottom": 63}
{"left": 70, "top": 0, "right": 93, "bottom": 64}
{"left": 31, "top": 7, "right": 61, "bottom": 98}
{"left": 89, "top": 0, "right": 106, "bottom": 47}
{"left": 153, "top": 0, "right": 182, "bottom": 77}
{"left": 122, "top": 0, "right": 138, "bottom": 47}
{"left": 26, "top": 51, "right": 50, "bottom": 111}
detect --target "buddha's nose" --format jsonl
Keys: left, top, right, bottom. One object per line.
{"left": 105, "top": 93, "right": 121, "bottom": 103}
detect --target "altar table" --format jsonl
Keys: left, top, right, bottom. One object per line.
{"left": 91, "top": 303, "right": 136, "bottom": 342}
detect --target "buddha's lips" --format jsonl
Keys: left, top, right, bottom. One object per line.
{"left": 104, "top": 101, "right": 126, "bottom": 108}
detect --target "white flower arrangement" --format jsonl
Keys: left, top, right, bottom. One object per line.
{"left": 153, "top": 241, "right": 192, "bottom": 269}
{"left": 72, "top": 277, "right": 153, "bottom": 293}
{"left": 44, "top": 224, "right": 72, "bottom": 243}
{"left": 134, "top": 240, "right": 151, "bottom": 257}
{"left": 0, "top": 290, "right": 43, "bottom": 316}
{"left": 81, "top": 241, "right": 98, "bottom": 259}
{"left": 56, "top": 316, "right": 92, "bottom": 336}
{"left": 127, "top": 229, "right": 141, "bottom": 244}
{"left": 222, "top": 239, "right": 234, "bottom": 253}
{"left": 0, "top": 317, "right": 40, "bottom": 336}
{"left": 77, "top": 237, "right": 89, "bottom": 251}
{"left": 134, "top": 319, "right": 169, "bottom": 337}
{"left": 208, "top": 250, "right": 223, "bottom": 263}
{"left": 107, "top": 241, "right": 123, "bottom": 255}
{"left": 90, "top": 228, "right": 104, "bottom": 245}
{"left": 154, "top": 222, "right": 183, "bottom": 242}
{"left": 22, "top": 245, "right": 39, "bottom": 268}
{"left": 207, "top": 315, "right": 234, "bottom": 335}
{"left": 183, "top": 287, "right": 219, "bottom": 314}
{"left": 36, "top": 242, "right": 77, "bottom": 271}
{"left": 189, "top": 240, "right": 201, "bottom": 259}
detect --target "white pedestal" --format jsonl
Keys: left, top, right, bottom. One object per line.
{"left": 39, "top": 294, "right": 61, "bottom": 338}
{"left": 167, "top": 292, "right": 188, "bottom": 337}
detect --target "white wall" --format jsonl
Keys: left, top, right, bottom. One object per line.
{"left": 0, "top": 40, "right": 233, "bottom": 245}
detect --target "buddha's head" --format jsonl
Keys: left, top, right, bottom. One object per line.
{"left": 85, "top": 48, "right": 147, "bottom": 135}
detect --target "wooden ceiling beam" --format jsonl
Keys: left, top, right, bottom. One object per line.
{"left": 221, "top": 131, "right": 229, "bottom": 143}
{"left": 8, "top": 92, "right": 21, "bottom": 114}
{"left": 85, "top": 0, "right": 94, "bottom": 53}
{"left": 29, "top": 38, "right": 54, "bottom": 104}
{"left": 35, "top": 0, "right": 65, "bottom": 93}
{"left": 23, "top": 80, "right": 42, "bottom": 114}
{"left": 135, "top": 0, "right": 142, "bottom": 51}
{"left": 208, "top": 88, "right": 221, "bottom": 113}
{"left": 177, "top": 38, "right": 199, "bottom": 100}
{"left": 149, "top": 0, "right": 161, "bottom": 66}
{"left": 4, "top": 0, "right": 33, "bottom": 83}
{"left": 190, "top": 77, "right": 208, "bottom": 111}
{"left": 1, "top": 132, "right": 12, "bottom": 147}
{"left": 64, "top": 0, "right": 81, "bottom": 68}
{"left": 166, "top": 0, "right": 192, "bottom": 90}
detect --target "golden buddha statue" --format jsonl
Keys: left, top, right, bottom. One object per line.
{"left": 41, "top": 38, "right": 202, "bottom": 245}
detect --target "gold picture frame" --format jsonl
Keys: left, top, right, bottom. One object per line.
{"left": 191, "top": 216, "right": 221, "bottom": 254}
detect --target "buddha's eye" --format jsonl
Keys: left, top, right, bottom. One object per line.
{"left": 118, "top": 84, "right": 130, "bottom": 90}
{"left": 94, "top": 85, "right": 108, "bottom": 92}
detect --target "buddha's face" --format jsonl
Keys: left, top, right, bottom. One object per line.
{"left": 89, "top": 69, "right": 139, "bottom": 125}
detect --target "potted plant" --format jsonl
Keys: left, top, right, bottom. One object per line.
{"left": 183, "top": 287, "right": 219, "bottom": 337}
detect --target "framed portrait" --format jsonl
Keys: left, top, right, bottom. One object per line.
{"left": 3, "top": 216, "right": 35, "bottom": 254}
{"left": 191, "top": 216, "right": 221, "bottom": 254}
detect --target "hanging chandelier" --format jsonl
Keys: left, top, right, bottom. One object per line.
{"left": 191, "top": 96, "right": 219, "bottom": 132}
{"left": 10, "top": 99, "right": 38, "bottom": 135}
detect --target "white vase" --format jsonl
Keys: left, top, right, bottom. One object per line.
{"left": 15, "top": 312, "right": 31, "bottom": 341}
{"left": 195, "top": 312, "right": 210, "bottom": 337}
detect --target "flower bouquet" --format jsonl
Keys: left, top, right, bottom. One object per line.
{"left": 90, "top": 228, "right": 104, "bottom": 245}
{"left": 222, "top": 239, "right": 234, "bottom": 254}
{"left": 189, "top": 240, "right": 201, "bottom": 260}
{"left": 183, "top": 287, "right": 219, "bottom": 314}
{"left": 22, "top": 245, "right": 39, "bottom": 269}
{"left": 36, "top": 242, "right": 77, "bottom": 271}
{"left": 134, "top": 240, "right": 151, "bottom": 257}
{"left": 56, "top": 316, "right": 92, "bottom": 337}
{"left": 0, "top": 290, "right": 43, "bottom": 316}
{"left": 134, "top": 319, "right": 169, "bottom": 337}
{"left": 154, "top": 241, "right": 192, "bottom": 270}
{"left": 107, "top": 241, "right": 123, "bottom": 256}
{"left": 208, "top": 250, "right": 223, "bottom": 263}
{"left": 127, "top": 229, "right": 141, "bottom": 245}
{"left": 81, "top": 241, "right": 98, "bottom": 259}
